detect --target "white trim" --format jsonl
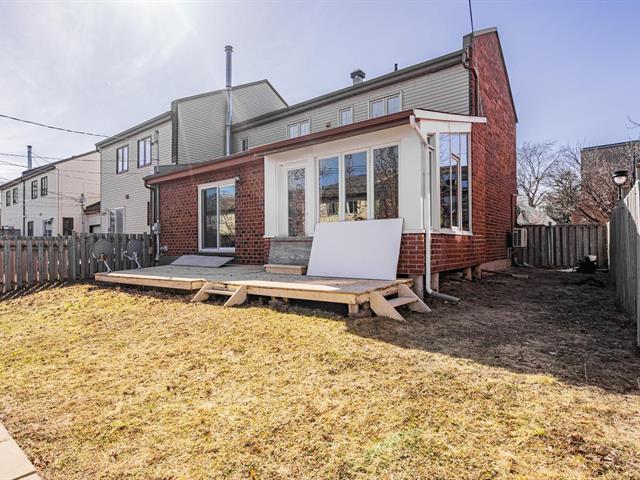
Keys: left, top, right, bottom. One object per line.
{"left": 197, "top": 178, "right": 237, "bottom": 253}
{"left": 286, "top": 118, "right": 311, "bottom": 139}
{"left": 413, "top": 108, "right": 486, "bottom": 124}
{"left": 368, "top": 91, "right": 403, "bottom": 119}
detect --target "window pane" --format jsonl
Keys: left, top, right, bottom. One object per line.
{"left": 339, "top": 108, "right": 352, "bottom": 126}
{"left": 371, "top": 99, "right": 384, "bottom": 118}
{"left": 450, "top": 135, "right": 460, "bottom": 228}
{"left": 219, "top": 185, "right": 235, "bottom": 248}
{"left": 287, "top": 168, "right": 306, "bottom": 237}
{"left": 439, "top": 134, "right": 452, "bottom": 229}
{"left": 202, "top": 187, "right": 218, "bottom": 248}
{"left": 460, "top": 134, "right": 470, "bottom": 230}
{"left": 319, "top": 156, "right": 339, "bottom": 222}
{"left": 288, "top": 124, "right": 299, "bottom": 139}
{"left": 300, "top": 120, "right": 310, "bottom": 136}
{"left": 373, "top": 146, "right": 399, "bottom": 219}
{"left": 387, "top": 95, "right": 401, "bottom": 114}
{"left": 344, "top": 151, "right": 367, "bottom": 221}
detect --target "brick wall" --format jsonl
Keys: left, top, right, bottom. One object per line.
{"left": 159, "top": 157, "right": 266, "bottom": 264}
{"left": 398, "top": 233, "right": 425, "bottom": 275}
{"left": 430, "top": 31, "right": 516, "bottom": 273}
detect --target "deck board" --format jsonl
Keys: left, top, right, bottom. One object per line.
{"left": 94, "top": 264, "right": 412, "bottom": 305}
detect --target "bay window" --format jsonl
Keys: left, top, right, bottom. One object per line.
{"left": 439, "top": 133, "right": 470, "bottom": 231}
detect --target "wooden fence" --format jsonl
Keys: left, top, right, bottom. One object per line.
{"left": 0, "top": 233, "right": 154, "bottom": 293}
{"left": 609, "top": 183, "right": 640, "bottom": 347}
{"left": 520, "top": 224, "right": 608, "bottom": 268}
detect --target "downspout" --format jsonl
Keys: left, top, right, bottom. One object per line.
{"left": 224, "top": 45, "right": 233, "bottom": 157}
{"left": 410, "top": 115, "right": 461, "bottom": 304}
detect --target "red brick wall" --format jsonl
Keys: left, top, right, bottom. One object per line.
{"left": 159, "top": 158, "right": 266, "bottom": 264}
{"left": 430, "top": 31, "right": 516, "bottom": 273}
{"left": 398, "top": 233, "right": 425, "bottom": 275}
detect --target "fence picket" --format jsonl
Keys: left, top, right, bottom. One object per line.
{"left": 26, "top": 238, "right": 33, "bottom": 287}
{"left": 3, "top": 238, "right": 10, "bottom": 292}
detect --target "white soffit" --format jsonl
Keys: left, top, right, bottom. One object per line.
{"left": 307, "top": 218, "right": 404, "bottom": 280}
{"left": 171, "top": 255, "right": 233, "bottom": 268}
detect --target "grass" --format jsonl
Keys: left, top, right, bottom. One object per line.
{"left": 0, "top": 271, "right": 639, "bottom": 479}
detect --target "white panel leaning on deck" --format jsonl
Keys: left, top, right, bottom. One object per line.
{"left": 171, "top": 255, "right": 233, "bottom": 268}
{"left": 306, "top": 218, "right": 403, "bottom": 281}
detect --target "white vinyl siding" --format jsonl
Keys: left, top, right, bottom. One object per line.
{"left": 234, "top": 64, "right": 469, "bottom": 151}
{"left": 100, "top": 119, "right": 172, "bottom": 234}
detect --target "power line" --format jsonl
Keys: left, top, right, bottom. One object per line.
{"left": 0, "top": 113, "right": 110, "bottom": 138}
{"left": 0, "top": 152, "right": 65, "bottom": 161}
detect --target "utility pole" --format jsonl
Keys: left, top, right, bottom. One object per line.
{"left": 22, "top": 145, "right": 32, "bottom": 234}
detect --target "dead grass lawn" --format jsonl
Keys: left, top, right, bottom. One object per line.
{"left": 0, "top": 270, "right": 639, "bottom": 479}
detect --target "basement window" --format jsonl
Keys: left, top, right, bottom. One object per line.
{"left": 439, "top": 133, "right": 470, "bottom": 231}
{"left": 287, "top": 119, "right": 310, "bottom": 139}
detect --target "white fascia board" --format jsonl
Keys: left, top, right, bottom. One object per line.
{"left": 412, "top": 109, "right": 487, "bottom": 124}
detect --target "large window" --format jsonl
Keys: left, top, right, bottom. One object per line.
{"left": 137, "top": 137, "right": 152, "bottom": 167}
{"left": 12, "top": 187, "right": 18, "bottom": 204}
{"left": 287, "top": 119, "right": 310, "bottom": 139}
{"left": 40, "top": 176, "right": 48, "bottom": 196}
{"left": 287, "top": 168, "right": 306, "bottom": 237}
{"left": 318, "top": 145, "right": 398, "bottom": 223}
{"left": 31, "top": 180, "right": 38, "bottom": 199}
{"left": 344, "top": 151, "right": 367, "bottom": 220}
{"left": 369, "top": 93, "right": 401, "bottom": 118}
{"left": 109, "top": 208, "right": 124, "bottom": 233}
{"left": 318, "top": 156, "right": 339, "bottom": 222}
{"left": 373, "top": 145, "right": 399, "bottom": 219}
{"left": 116, "top": 145, "right": 129, "bottom": 173}
{"left": 199, "top": 181, "right": 236, "bottom": 251}
{"left": 439, "top": 133, "right": 470, "bottom": 231}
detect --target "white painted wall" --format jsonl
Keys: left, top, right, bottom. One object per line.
{"left": 264, "top": 125, "right": 424, "bottom": 237}
{"left": 0, "top": 151, "right": 100, "bottom": 236}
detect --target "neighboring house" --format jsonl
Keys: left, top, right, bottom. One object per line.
{"left": 96, "top": 80, "right": 286, "bottom": 234}
{"left": 573, "top": 140, "right": 640, "bottom": 223}
{"left": 0, "top": 151, "right": 100, "bottom": 236}
{"left": 145, "top": 27, "right": 517, "bottom": 291}
{"left": 83, "top": 201, "right": 102, "bottom": 233}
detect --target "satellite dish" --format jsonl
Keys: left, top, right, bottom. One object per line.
{"left": 92, "top": 239, "right": 113, "bottom": 272}
{"left": 122, "top": 239, "right": 144, "bottom": 269}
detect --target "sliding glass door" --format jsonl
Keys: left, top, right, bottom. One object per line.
{"left": 199, "top": 181, "right": 236, "bottom": 251}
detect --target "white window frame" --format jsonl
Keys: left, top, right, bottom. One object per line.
{"left": 40, "top": 176, "right": 48, "bottom": 196}
{"left": 315, "top": 142, "right": 401, "bottom": 223}
{"left": 31, "top": 180, "right": 38, "bottom": 199}
{"left": 337, "top": 106, "right": 354, "bottom": 126}
{"left": 282, "top": 162, "right": 309, "bottom": 237}
{"left": 137, "top": 136, "right": 152, "bottom": 168}
{"left": 286, "top": 119, "right": 311, "bottom": 139}
{"left": 197, "top": 178, "right": 236, "bottom": 253}
{"left": 12, "top": 187, "right": 18, "bottom": 205}
{"left": 368, "top": 92, "right": 402, "bottom": 119}
{"left": 241, "top": 137, "right": 249, "bottom": 152}
{"left": 116, "top": 145, "right": 129, "bottom": 174}
{"left": 432, "top": 132, "right": 473, "bottom": 236}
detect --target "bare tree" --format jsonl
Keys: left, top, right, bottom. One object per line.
{"left": 517, "top": 141, "right": 558, "bottom": 208}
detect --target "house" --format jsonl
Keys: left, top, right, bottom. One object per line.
{"left": 95, "top": 71, "right": 287, "bottom": 234}
{"left": 143, "top": 27, "right": 516, "bottom": 292}
{"left": 0, "top": 150, "right": 100, "bottom": 236}
{"left": 572, "top": 140, "right": 640, "bottom": 223}
{"left": 82, "top": 201, "right": 102, "bottom": 233}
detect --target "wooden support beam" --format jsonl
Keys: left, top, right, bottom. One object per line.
{"left": 369, "top": 291, "right": 405, "bottom": 322}
{"left": 224, "top": 285, "right": 247, "bottom": 307}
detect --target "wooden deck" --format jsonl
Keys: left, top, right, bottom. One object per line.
{"left": 94, "top": 264, "right": 413, "bottom": 308}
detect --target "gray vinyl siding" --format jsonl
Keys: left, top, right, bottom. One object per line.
{"left": 176, "top": 81, "right": 286, "bottom": 164}
{"left": 232, "top": 64, "right": 469, "bottom": 152}
{"left": 100, "top": 119, "right": 172, "bottom": 234}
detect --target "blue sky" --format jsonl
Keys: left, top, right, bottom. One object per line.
{"left": 0, "top": 0, "right": 638, "bottom": 182}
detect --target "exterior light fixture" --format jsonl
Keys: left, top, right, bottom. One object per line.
{"left": 612, "top": 169, "right": 629, "bottom": 200}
